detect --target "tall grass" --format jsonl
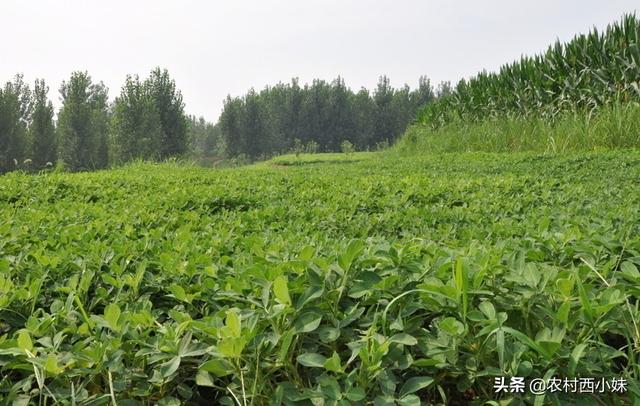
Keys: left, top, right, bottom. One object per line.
{"left": 395, "top": 102, "right": 640, "bottom": 154}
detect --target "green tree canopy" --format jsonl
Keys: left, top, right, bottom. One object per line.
{"left": 30, "top": 79, "right": 57, "bottom": 169}
{"left": 147, "top": 68, "right": 187, "bottom": 159}
{"left": 58, "top": 71, "right": 110, "bottom": 171}
{"left": 217, "top": 75, "right": 434, "bottom": 160}
{"left": 0, "top": 74, "right": 31, "bottom": 173}
{"left": 111, "top": 75, "right": 162, "bottom": 162}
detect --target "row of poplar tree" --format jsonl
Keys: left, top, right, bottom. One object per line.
{"left": 0, "top": 68, "right": 188, "bottom": 174}
{"left": 219, "top": 75, "right": 439, "bottom": 159}
{"left": 0, "top": 70, "right": 442, "bottom": 173}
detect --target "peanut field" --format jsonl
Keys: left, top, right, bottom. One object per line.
{"left": 1, "top": 152, "right": 639, "bottom": 405}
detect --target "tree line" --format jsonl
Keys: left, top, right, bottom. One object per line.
{"left": 0, "top": 70, "right": 438, "bottom": 173}
{"left": 0, "top": 68, "right": 193, "bottom": 174}
{"left": 220, "top": 75, "right": 436, "bottom": 159}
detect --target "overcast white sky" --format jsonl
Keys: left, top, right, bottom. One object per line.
{"left": 1, "top": 0, "right": 637, "bottom": 121}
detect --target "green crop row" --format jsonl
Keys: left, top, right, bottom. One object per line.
{"left": 417, "top": 14, "right": 640, "bottom": 127}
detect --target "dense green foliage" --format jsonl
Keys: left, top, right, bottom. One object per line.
{"left": 220, "top": 76, "right": 434, "bottom": 159}
{"left": 0, "top": 70, "right": 432, "bottom": 172}
{"left": 111, "top": 69, "right": 189, "bottom": 163}
{"left": 111, "top": 75, "right": 163, "bottom": 163}
{"left": 146, "top": 69, "right": 189, "bottom": 159}
{"left": 399, "top": 14, "right": 640, "bottom": 155}
{"left": 0, "top": 69, "right": 193, "bottom": 173}
{"left": 417, "top": 14, "right": 640, "bottom": 128}
{"left": 29, "top": 80, "right": 57, "bottom": 169}
{"left": 1, "top": 152, "right": 638, "bottom": 404}
{"left": 57, "top": 72, "right": 110, "bottom": 171}
{"left": 187, "top": 116, "right": 223, "bottom": 159}
{"left": 396, "top": 102, "right": 640, "bottom": 154}
{"left": 0, "top": 75, "right": 32, "bottom": 173}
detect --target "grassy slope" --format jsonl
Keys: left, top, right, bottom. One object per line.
{"left": 1, "top": 151, "right": 639, "bottom": 404}
{"left": 395, "top": 102, "right": 640, "bottom": 154}
{"left": 266, "top": 152, "right": 379, "bottom": 166}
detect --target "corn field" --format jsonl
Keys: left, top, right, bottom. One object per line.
{"left": 419, "top": 13, "right": 640, "bottom": 128}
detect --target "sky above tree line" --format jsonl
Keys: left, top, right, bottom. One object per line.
{"left": 1, "top": 0, "right": 637, "bottom": 122}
